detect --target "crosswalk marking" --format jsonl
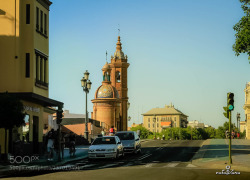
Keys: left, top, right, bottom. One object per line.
{"left": 145, "top": 163, "right": 153, "bottom": 167}
{"left": 78, "top": 164, "right": 96, "bottom": 169}
{"left": 164, "top": 163, "right": 179, "bottom": 167}
{"left": 98, "top": 164, "right": 117, "bottom": 169}
{"left": 138, "top": 154, "right": 151, "bottom": 160}
{"left": 186, "top": 164, "right": 197, "bottom": 168}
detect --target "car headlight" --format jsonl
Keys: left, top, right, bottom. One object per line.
{"left": 88, "top": 149, "right": 95, "bottom": 152}
{"left": 107, "top": 149, "right": 115, "bottom": 152}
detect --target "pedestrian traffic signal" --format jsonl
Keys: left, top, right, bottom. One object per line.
{"left": 227, "top": 92, "right": 234, "bottom": 111}
{"left": 223, "top": 106, "right": 229, "bottom": 119}
{"left": 57, "top": 110, "right": 63, "bottom": 124}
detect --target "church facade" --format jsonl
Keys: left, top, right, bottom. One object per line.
{"left": 91, "top": 36, "right": 129, "bottom": 132}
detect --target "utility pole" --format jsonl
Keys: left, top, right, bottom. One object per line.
{"left": 229, "top": 110, "right": 232, "bottom": 164}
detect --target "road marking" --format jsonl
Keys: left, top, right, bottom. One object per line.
{"left": 98, "top": 164, "right": 117, "bottom": 169}
{"left": 164, "top": 163, "right": 179, "bottom": 167}
{"left": 145, "top": 163, "right": 153, "bottom": 167}
{"left": 122, "top": 162, "right": 133, "bottom": 167}
{"left": 78, "top": 164, "right": 96, "bottom": 169}
{"left": 138, "top": 154, "right": 151, "bottom": 160}
{"left": 186, "top": 164, "right": 197, "bottom": 168}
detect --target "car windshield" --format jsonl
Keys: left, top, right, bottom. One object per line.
{"left": 115, "top": 133, "right": 134, "bottom": 140}
{"left": 92, "top": 137, "right": 116, "bottom": 145}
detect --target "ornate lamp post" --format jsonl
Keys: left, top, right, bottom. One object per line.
{"left": 81, "top": 70, "right": 92, "bottom": 143}
{"left": 237, "top": 113, "right": 240, "bottom": 132}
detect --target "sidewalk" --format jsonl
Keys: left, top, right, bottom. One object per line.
{"left": 0, "top": 145, "right": 89, "bottom": 177}
{"left": 191, "top": 139, "right": 250, "bottom": 172}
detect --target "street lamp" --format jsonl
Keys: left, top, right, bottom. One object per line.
{"left": 237, "top": 113, "right": 240, "bottom": 132}
{"left": 81, "top": 70, "right": 92, "bottom": 143}
{"left": 153, "top": 115, "right": 156, "bottom": 139}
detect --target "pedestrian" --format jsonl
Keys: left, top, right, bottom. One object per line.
{"left": 109, "top": 126, "right": 115, "bottom": 136}
{"left": 14, "top": 133, "right": 23, "bottom": 156}
{"left": 101, "top": 129, "right": 105, "bottom": 136}
{"left": 231, "top": 130, "right": 235, "bottom": 139}
{"left": 61, "top": 133, "right": 65, "bottom": 159}
{"left": 225, "top": 130, "right": 229, "bottom": 139}
{"left": 47, "top": 129, "right": 55, "bottom": 161}
{"left": 237, "top": 132, "right": 240, "bottom": 139}
{"left": 162, "top": 134, "right": 165, "bottom": 140}
{"left": 137, "top": 129, "right": 141, "bottom": 138}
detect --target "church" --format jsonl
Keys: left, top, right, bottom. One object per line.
{"left": 91, "top": 36, "right": 129, "bottom": 132}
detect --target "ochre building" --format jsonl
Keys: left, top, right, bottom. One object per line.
{"left": 243, "top": 82, "right": 250, "bottom": 139}
{"left": 0, "top": 0, "right": 63, "bottom": 156}
{"left": 92, "top": 36, "right": 129, "bottom": 131}
{"left": 142, "top": 104, "right": 188, "bottom": 133}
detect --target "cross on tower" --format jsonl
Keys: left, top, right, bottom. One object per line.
{"left": 106, "top": 51, "right": 107, "bottom": 62}
{"left": 118, "top": 24, "right": 120, "bottom": 36}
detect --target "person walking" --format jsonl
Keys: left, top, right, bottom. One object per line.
{"left": 61, "top": 133, "right": 65, "bottom": 159}
{"left": 101, "top": 129, "right": 105, "bottom": 136}
{"left": 47, "top": 129, "right": 55, "bottom": 161}
{"left": 237, "top": 132, "right": 240, "bottom": 139}
{"left": 68, "top": 132, "right": 76, "bottom": 157}
{"left": 109, "top": 126, "right": 115, "bottom": 136}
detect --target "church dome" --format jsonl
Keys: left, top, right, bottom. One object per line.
{"left": 95, "top": 84, "right": 119, "bottom": 99}
{"left": 102, "top": 62, "right": 111, "bottom": 71}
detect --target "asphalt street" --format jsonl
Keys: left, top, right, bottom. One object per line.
{"left": 2, "top": 140, "right": 250, "bottom": 180}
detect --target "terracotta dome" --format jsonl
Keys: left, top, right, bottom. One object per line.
{"left": 95, "top": 84, "right": 119, "bottom": 99}
{"left": 102, "top": 62, "right": 111, "bottom": 71}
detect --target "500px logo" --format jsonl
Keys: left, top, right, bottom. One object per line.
{"left": 10, "top": 156, "right": 39, "bottom": 164}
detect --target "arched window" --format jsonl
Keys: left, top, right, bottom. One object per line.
{"left": 116, "top": 71, "right": 120, "bottom": 82}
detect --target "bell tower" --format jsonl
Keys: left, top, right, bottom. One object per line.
{"left": 110, "top": 36, "right": 129, "bottom": 131}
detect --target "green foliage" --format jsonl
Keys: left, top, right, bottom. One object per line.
{"left": 233, "top": 0, "right": 250, "bottom": 61}
{"left": 130, "top": 125, "right": 152, "bottom": 139}
{"left": 0, "top": 92, "right": 25, "bottom": 129}
{"left": 240, "top": 130, "right": 246, "bottom": 138}
{"left": 140, "top": 121, "right": 240, "bottom": 140}
{"left": 204, "top": 127, "right": 216, "bottom": 139}
{"left": 215, "top": 126, "right": 226, "bottom": 139}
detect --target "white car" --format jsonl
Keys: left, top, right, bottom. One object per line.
{"left": 88, "top": 136, "right": 124, "bottom": 159}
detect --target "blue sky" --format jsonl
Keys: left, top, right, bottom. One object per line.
{"left": 49, "top": 0, "right": 250, "bottom": 128}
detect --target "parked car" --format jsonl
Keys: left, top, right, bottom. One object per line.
{"left": 88, "top": 136, "right": 124, "bottom": 159}
{"left": 115, "top": 131, "right": 141, "bottom": 154}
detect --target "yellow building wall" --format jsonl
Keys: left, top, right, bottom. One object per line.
{"left": 143, "top": 114, "right": 183, "bottom": 132}
{"left": 0, "top": 0, "right": 49, "bottom": 97}
{"left": 0, "top": 0, "right": 52, "bottom": 154}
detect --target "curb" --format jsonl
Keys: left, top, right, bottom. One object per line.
{"left": 191, "top": 139, "right": 210, "bottom": 163}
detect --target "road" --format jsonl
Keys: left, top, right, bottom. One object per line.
{"left": 3, "top": 140, "right": 250, "bottom": 180}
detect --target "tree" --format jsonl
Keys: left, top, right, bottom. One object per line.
{"left": 233, "top": 0, "right": 250, "bottom": 62}
{"left": 0, "top": 92, "right": 25, "bottom": 157}
{"left": 130, "top": 125, "right": 151, "bottom": 139}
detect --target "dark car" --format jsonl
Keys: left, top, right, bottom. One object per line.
{"left": 115, "top": 131, "right": 141, "bottom": 154}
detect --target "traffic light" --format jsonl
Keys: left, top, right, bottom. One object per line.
{"left": 227, "top": 92, "right": 234, "bottom": 111}
{"left": 56, "top": 110, "right": 63, "bottom": 124}
{"left": 223, "top": 106, "right": 229, "bottom": 119}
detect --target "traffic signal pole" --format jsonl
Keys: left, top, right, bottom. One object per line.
{"left": 229, "top": 110, "right": 232, "bottom": 164}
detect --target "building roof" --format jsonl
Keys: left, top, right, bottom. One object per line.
{"left": 62, "top": 124, "right": 88, "bottom": 136}
{"left": 61, "top": 118, "right": 100, "bottom": 127}
{"left": 142, "top": 104, "right": 188, "bottom": 117}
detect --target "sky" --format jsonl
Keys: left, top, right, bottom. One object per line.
{"left": 49, "top": 0, "right": 250, "bottom": 129}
